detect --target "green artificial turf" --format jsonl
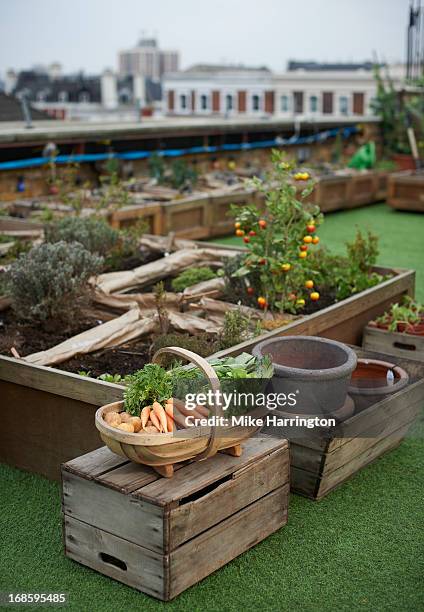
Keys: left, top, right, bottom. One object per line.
{"left": 0, "top": 203, "right": 423, "bottom": 611}
{"left": 215, "top": 203, "right": 424, "bottom": 302}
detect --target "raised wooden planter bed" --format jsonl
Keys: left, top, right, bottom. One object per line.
{"left": 346, "top": 173, "right": 376, "bottom": 208}
{"left": 387, "top": 171, "right": 424, "bottom": 212}
{"left": 62, "top": 436, "right": 289, "bottom": 600}
{"left": 373, "top": 171, "right": 389, "bottom": 202}
{"left": 287, "top": 346, "right": 424, "bottom": 500}
{"left": 363, "top": 325, "right": 424, "bottom": 361}
{"left": 313, "top": 175, "right": 350, "bottom": 212}
{"left": 208, "top": 189, "right": 256, "bottom": 237}
{"left": 161, "top": 195, "right": 211, "bottom": 239}
{"left": 108, "top": 202, "right": 163, "bottom": 234}
{"left": 0, "top": 265, "right": 414, "bottom": 480}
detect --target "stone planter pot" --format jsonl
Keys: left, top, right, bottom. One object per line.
{"left": 252, "top": 336, "right": 357, "bottom": 416}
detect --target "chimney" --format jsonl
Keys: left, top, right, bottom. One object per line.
{"left": 48, "top": 62, "right": 62, "bottom": 80}
{"left": 133, "top": 74, "right": 146, "bottom": 106}
{"left": 101, "top": 69, "right": 118, "bottom": 109}
{"left": 5, "top": 69, "right": 17, "bottom": 94}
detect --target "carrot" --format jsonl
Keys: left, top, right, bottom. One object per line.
{"left": 150, "top": 411, "right": 162, "bottom": 432}
{"left": 166, "top": 413, "right": 175, "bottom": 433}
{"left": 171, "top": 406, "right": 189, "bottom": 429}
{"left": 141, "top": 406, "right": 151, "bottom": 430}
{"left": 195, "top": 404, "right": 209, "bottom": 418}
{"left": 164, "top": 401, "right": 174, "bottom": 417}
{"left": 153, "top": 401, "right": 168, "bottom": 433}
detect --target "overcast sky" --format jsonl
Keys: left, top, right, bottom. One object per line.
{"left": 0, "top": 0, "right": 410, "bottom": 77}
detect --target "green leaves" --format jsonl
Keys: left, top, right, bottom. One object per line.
{"left": 124, "top": 364, "right": 173, "bottom": 416}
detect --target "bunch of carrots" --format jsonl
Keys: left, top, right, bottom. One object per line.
{"left": 104, "top": 398, "right": 208, "bottom": 434}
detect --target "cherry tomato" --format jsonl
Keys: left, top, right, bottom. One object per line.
{"left": 296, "top": 298, "right": 306, "bottom": 306}
{"left": 303, "top": 235, "right": 313, "bottom": 244}
{"left": 305, "top": 280, "right": 314, "bottom": 289}
{"left": 310, "top": 292, "right": 320, "bottom": 301}
{"left": 234, "top": 222, "right": 241, "bottom": 229}
{"left": 281, "top": 263, "right": 291, "bottom": 272}
{"left": 312, "top": 236, "right": 320, "bottom": 244}
{"left": 299, "top": 251, "right": 307, "bottom": 259}
{"left": 243, "top": 236, "right": 250, "bottom": 243}
{"left": 249, "top": 230, "right": 256, "bottom": 237}
{"left": 300, "top": 245, "right": 308, "bottom": 252}
{"left": 257, "top": 296, "right": 267, "bottom": 308}
{"left": 235, "top": 229, "right": 244, "bottom": 237}
{"left": 259, "top": 258, "right": 267, "bottom": 265}
{"left": 247, "top": 287, "right": 254, "bottom": 295}
{"left": 258, "top": 219, "right": 267, "bottom": 229}
{"left": 306, "top": 224, "right": 316, "bottom": 234}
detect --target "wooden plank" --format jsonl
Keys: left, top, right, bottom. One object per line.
{"left": 64, "top": 515, "right": 166, "bottom": 600}
{"left": 322, "top": 414, "right": 419, "bottom": 477}
{"left": 363, "top": 326, "right": 424, "bottom": 362}
{"left": 62, "top": 471, "right": 165, "bottom": 552}
{"left": 63, "top": 446, "right": 129, "bottom": 479}
{"left": 316, "top": 423, "right": 411, "bottom": 499}
{"left": 0, "top": 381, "right": 103, "bottom": 481}
{"left": 169, "top": 485, "right": 289, "bottom": 599}
{"left": 168, "top": 445, "right": 289, "bottom": 550}
{"left": 0, "top": 355, "right": 125, "bottom": 406}
{"left": 136, "top": 437, "right": 288, "bottom": 506}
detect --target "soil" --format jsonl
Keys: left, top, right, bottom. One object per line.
{"left": 57, "top": 338, "right": 152, "bottom": 378}
{"left": 0, "top": 309, "right": 101, "bottom": 357}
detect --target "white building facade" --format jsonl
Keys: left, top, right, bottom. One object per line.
{"left": 163, "top": 64, "right": 406, "bottom": 120}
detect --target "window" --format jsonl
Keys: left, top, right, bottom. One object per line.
{"left": 252, "top": 94, "right": 260, "bottom": 111}
{"left": 225, "top": 94, "right": 233, "bottom": 111}
{"left": 180, "top": 94, "right": 187, "bottom": 110}
{"left": 200, "top": 94, "right": 208, "bottom": 110}
{"left": 280, "top": 95, "right": 289, "bottom": 112}
{"left": 58, "top": 91, "right": 68, "bottom": 103}
{"left": 322, "top": 92, "right": 333, "bottom": 114}
{"left": 339, "top": 96, "right": 348, "bottom": 115}
{"left": 309, "top": 95, "right": 318, "bottom": 113}
{"left": 293, "top": 92, "right": 304, "bottom": 114}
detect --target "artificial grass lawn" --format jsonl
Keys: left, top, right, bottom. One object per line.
{"left": 1, "top": 203, "right": 424, "bottom": 610}
{"left": 216, "top": 202, "right": 424, "bottom": 302}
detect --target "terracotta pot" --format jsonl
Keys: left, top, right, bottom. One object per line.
{"left": 252, "top": 336, "right": 357, "bottom": 416}
{"left": 348, "top": 358, "right": 409, "bottom": 411}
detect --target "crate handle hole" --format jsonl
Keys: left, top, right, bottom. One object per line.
{"left": 393, "top": 342, "right": 416, "bottom": 352}
{"left": 99, "top": 552, "right": 127, "bottom": 571}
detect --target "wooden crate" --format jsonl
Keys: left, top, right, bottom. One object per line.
{"left": 62, "top": 436, "right": 289, "bottom": 601}
{"left": 285, "top": 347, "right": 424, "bottom": 500}
{"left": 108, "top": 203, "right": 163, "bottom": 234}
{"left": 162, "top": 195, "right": 211, "bottom": 239}
{"left": 373, "top": 171, "right": 389, "bottom": 202}
{"left": 363, "top": 325, "right": 424, "bottom": 361}
{"left": 387, "top": 171, "right": 424, "bottom": 212}
{"left": 346, "top": 173, "right": 376, "bottom": 208}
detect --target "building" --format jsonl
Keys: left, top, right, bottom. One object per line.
{"left": 4, "top": 64, "right": 162, "bottom": 122}
{"left": 163, "top": 61, "right": 406, "bottom": 120}
{"left": 118, "top": 37, "right": 179, "bottom": 82}
{"left": 0, "top": 92, "right": 53, "bottom": 122}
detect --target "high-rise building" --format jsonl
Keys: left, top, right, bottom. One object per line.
{"left": 118, "top": 37, "right": 179, "bottom": 81}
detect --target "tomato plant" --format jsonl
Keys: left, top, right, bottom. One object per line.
{"left": 230, "top": 150, "right": 323, "bottom": 313}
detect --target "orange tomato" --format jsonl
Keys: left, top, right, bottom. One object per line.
{"left": 305, "top": 280, "right": 314, "bottom": 289}
{"left": 303, "top": 235, "right": 313, "bottom": 244}
{"left": 235, "top": 229, "right": 244, "bottom": 237}
{"left": 299, "top": 251, "right": 307, "bottom": 259}
{"left": 281, "top": 263, "right": 291, "bottom": 272}
{"left": 312, "top": 236, "right": 320, "bottom": 244}
{"left": 258, "top": 219, "right": 267, "bottom": 229}
{"left": 310, "top": 292, "right": 320, "bottom": 301}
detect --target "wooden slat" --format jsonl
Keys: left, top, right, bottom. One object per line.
{"left": 62, "top": 471, "right": 165, "bottom": 553}
{"left": 168, "top": 485, "right": 289, "bottom": 599}
{"left": 316, "top": 423, "right": 411, "bottom": 499}
{"left": 136, "top": 437, "right": 288, "bottom": 506}
{"left": 168, "top": 445, "right": 289, "bottom": 550}
{"left": 64, "top": 515, "right": 166, "bottom": 600}
{"left": 0, "top": 355, "right": 125, "bottom": 406}
{"left": 363, "top": 326, "right": 424, "bottom": 362}
{"left": 63, "top": 446, "right": 129, "bottom": 479}
{"left": 291, "top": 466, "right": 321, "bottom": 498}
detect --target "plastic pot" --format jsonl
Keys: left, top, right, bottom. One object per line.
{"left": 252, "top": 336, "right": 357, "bottom": 416}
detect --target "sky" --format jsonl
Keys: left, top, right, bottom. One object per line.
{"left": 0, "top": 0, "right": 411, "bottom": 77}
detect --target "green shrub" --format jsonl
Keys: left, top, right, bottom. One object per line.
{"left": 219, "top": 307, "right": 256, "bottom": 350}
{"left": 171, "top": 267, "right": 217, "bottom": 292}
{"left": 6, "top": 241, "right": 102, "bottom": 325}
{"left": 44, "top": 216, "right": 119, "bottom": 257}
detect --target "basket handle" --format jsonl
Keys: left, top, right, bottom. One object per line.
{"left": 152, "top": 346, "right": 223, "bottom": 460}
